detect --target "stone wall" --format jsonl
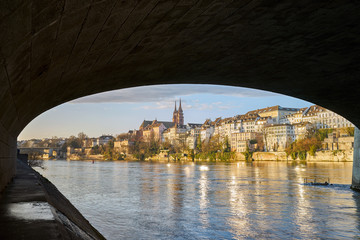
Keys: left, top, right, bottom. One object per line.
{"left": 250, "top": 150, "right": 353, "bottom": 162}
{"left": 306, "top": 150, "right": 353, "bottom": 162}
{"left": 252, "top": 152, "right": 288, "bottom": 161}
{"left": 0, "top": 124, "right": 16, "bottom": 192}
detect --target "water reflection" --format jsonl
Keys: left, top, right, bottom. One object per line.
{"left": 37, "top": 161, "right": 359, "bottom": 239}
{"left": 199, "top": 172, "right": 209, "bottom": 227}
{"left": 227, "top": 173, "right": 250, "bottom": 238}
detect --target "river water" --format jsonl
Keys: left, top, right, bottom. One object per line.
{"left": 37, "top": 160, "right": 360, "bottom": 239}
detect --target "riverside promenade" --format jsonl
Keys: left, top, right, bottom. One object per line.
{"left": 0, "top": 159, "right": 104, "bottom": 239}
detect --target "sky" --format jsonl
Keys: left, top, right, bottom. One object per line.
{"left": 18, "top": 84, "right": 313, "bottom": 140}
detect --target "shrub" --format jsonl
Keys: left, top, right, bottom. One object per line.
{"left": 242, "top": 147, "right": 253, "bottom": 161}
{"left": 309, "top": 145, "right": 317, "bottom": 156}
{"left": 332, "top": 150, "right": 343, "bottom": 156}
{"left": 298, "top": 151, "right": 307, "bottom": 160}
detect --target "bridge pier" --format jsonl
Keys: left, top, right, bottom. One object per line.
{"left": 352, "top": 127, "right": 360, "bottom": 190}
{"left": 0, "top": 130, "right": 16, "bottom": 192}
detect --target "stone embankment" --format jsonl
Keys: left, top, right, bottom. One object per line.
{"left": 0, "top": 159, "right": 105, "bottom": 239}
{"left": 250, "top": 150, "right": 353, "bottom": 162}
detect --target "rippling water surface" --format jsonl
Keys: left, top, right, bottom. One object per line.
{"left": 37, "top": 160, "right": 360, "bottom": 239}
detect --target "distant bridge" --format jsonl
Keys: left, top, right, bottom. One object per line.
{"left": 18, "top": 147, "right": 61, "bottom": 155}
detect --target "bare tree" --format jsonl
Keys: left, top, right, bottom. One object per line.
{"left": 28, "top": 159, "right": 45, "bottom": 169}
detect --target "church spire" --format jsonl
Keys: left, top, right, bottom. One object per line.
{"left": 172, "top": 99, "right": 184, "bottom": 125}
{"left": 179, "top": 98, "right": 182, "bottom": 111}
{"left": 172, "top": 100, "right": 178, "bottom": 124}
{"left": 177, "top": 98, "right": 184, "bottom": 125}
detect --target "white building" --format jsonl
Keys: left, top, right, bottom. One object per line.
{"left": 200, "top": 126, "right": 214, "bottom": 143}
{"left": 231, "top": 132, "right": 260, "bottom": 152}
{"left": 161, "top": 125, "right": 187, "bottom": 146}
{"left": 92, "top": 135, "right": 114, "bottom": 146}
{"left": 186, "top": 123, "right": 202, "bottom": 149}
{"left": 246, "top": 105, "right": 299, "bottom": 124}
{"left": 263, "top": 124, "right": 295, "bottom": 151}
{"left": 200, "top": 119, "right": 215, "bottom": 143}
{"left": 280, "top": 105, "right": 354, "bottom": 129}
{"left": 293, "top": 122, "right": 313, "bottom": 140}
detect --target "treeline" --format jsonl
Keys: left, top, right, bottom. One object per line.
{"left": 60, "top": 132, "right": 88, "bottom": 152}
{"left": 193, "top": 135, "right": 236, "bottom": 161}
{"left": 129, "top": 133, "right": 236, "bottom": 161}
{"left": 128, "top": 132, "right": 185, "bottom": 161}
{"left": 61, "top": 132, "right": 125, "bottom": 160}
{"left": 90, "top": 142, "right": 125, "bottom": 161}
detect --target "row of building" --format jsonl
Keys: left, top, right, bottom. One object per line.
{"left": 19, "top": 101, "right": 355, "bottom": 158}
{"left": 116, "top": 102, "right": 354, "bottom": 154}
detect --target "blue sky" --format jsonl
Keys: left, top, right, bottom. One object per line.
{"left": 18, "top": 84, "right": 313, "bottom": 140}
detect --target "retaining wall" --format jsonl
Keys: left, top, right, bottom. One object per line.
{"left": 249, "top": 150, "right": 353, "bottom": 162}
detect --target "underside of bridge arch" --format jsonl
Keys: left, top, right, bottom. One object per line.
{"left": 1, "top": 0, "right": 360, "bottom": 190}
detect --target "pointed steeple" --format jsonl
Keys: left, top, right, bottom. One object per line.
{"left": 179, "top": 98, "right": 183, "bottom": 111}
{"left": 172, "top": 100, "right": 178, "bottom": 124}
{"left": 177, "top": 98, "right": 184, "bottom": 125}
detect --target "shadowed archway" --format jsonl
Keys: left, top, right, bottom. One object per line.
{"left": 1, "top": 1, "right": 360, "bottom": 190}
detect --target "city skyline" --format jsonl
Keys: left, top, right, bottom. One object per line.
{"left": 18, "top": 84, "right": 313, "bottom": 140}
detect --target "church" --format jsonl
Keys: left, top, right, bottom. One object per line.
{"left": 139, "top": 99, "right": 185, "bottom": 142}
{"left": 172, "top": 99, "right": 184, "bottom": 125}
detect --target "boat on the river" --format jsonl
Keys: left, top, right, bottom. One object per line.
{"left": 304, "top": 177, "right": 332, "bottom": 186}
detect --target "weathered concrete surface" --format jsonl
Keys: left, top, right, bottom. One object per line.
{"left": 352, "top": 128, "right": 360, "bottom": 190}
{"left": 0, "top": 129, "right": 16, "bottom": 191}
{"left": 1, "top": 1, "right": 360, "bottom": 189}
{"left": 0, "top": 159, "right": 105, "bottom": 239}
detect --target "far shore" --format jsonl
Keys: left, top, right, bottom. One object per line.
{"left": 36, "top": 149, "right": 354, "bottom": 163}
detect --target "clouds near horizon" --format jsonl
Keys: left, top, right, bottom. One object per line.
{"left": 19, "top": 84, "right": 312, "bottom": 140}
{"left": 70, "top": 84, "right": 277, "bottom": 104}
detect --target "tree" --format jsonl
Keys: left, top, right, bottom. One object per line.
{"left": 242, "top": 146, "right": 253, "bottom": 161}
{"left": 222, "top": 136, "right": 231, "bottom": 153}
{"left": 261, "top": 128, "right": 269, "bottom": 151}
{"left": 28, "top": 159, "right": 45, "bottom": 169}
{"left": 148, "top": 131, "right": 160, "bottom": 155}
{"left": 285, "top": 133, "right": 322, "bottom": 159}
{"left": 77, "top": 132, "right": 88, "bottom": 147}
{"left": 195, "top": 135, "right": 202, "bottom": 153}
{"left": 315, "top": 128, "right": 333, "bottom": 141}
{"left": 68, "top": 135, "right": 81, "bottom": 148}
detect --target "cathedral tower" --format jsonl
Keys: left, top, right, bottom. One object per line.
{"left": 172, "top": 99, "right": 184, "bottom": 125}
{"left": 172, "top": 101, "right": 178, "bottom": 123}
{"left": 177, "top": 99, "right": 184, "bottom": 125}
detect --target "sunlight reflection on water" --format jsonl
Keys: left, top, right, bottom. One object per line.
{"left": 37, "top": 161, "right": 360, "bottom": 239}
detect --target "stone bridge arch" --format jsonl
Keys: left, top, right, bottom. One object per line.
{"left": 1, "top": 1, "right": 360, "bottom": 190}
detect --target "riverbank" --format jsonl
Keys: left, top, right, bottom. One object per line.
{"left": 141, "top": 150, "right": 353, "bottom": 162}
{"left": 0, "top": 159, "right": 105, "bottom": 239}
{"left": 55, "top": 150, "right": 354, "bottom": 163}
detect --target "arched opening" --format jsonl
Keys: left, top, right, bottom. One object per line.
{"left": 14, "top": 84, "right": 358, "bottom": 239}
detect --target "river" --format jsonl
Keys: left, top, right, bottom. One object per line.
{"left": 36, "top": 160, "right": 360, "bottom": 239}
